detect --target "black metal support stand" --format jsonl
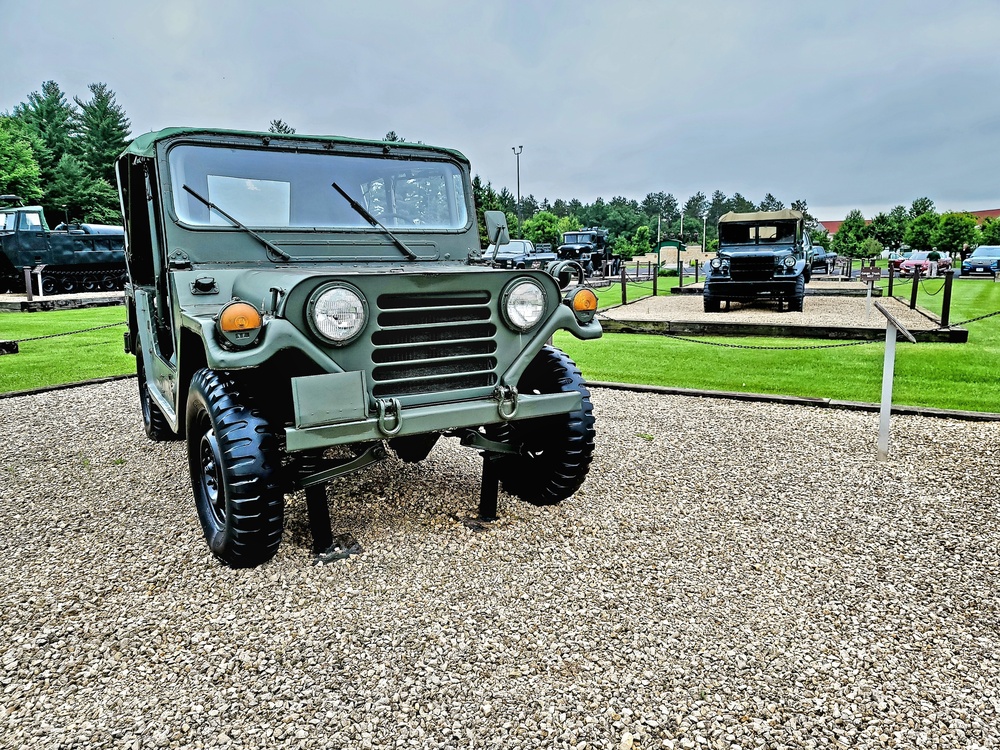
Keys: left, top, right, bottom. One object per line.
{"left": 910, "top": 267, "right": 921, "bottom": 309}
{"left": 479, "top": 454, "right": 499, "bottom": 521}
{"left": 305, "top": 483, "right": 333, "bottom": 554}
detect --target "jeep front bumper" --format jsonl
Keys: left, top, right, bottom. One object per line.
{"left": 285, "top": 371, "right": 580, "bottom": 452}
{"left": 704, "top": 278, "right": 799, "bottom": 299}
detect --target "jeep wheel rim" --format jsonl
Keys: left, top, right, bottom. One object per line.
{"left": 198, "top": 429, "right": 225, "bottom": 525}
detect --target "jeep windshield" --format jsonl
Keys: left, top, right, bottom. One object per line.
{"left": 168, "top": 144, "right": 469, "bottom": 231}
{"left": 719, "top": 222, "right": 797, "bottom": 246}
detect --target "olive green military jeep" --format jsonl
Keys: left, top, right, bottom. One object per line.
{"left": 115, "top": 128, "right": 601, "bottom": 567}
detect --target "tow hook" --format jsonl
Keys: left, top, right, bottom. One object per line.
{"left": 376, "top": 397, "right": 403, "bottom": 436}
{"left": 493, "top": 384, "right": 519, "bottom": 420}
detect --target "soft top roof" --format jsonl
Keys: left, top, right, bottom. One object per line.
{"left": 122, "top": 127, "right": 469, "bottom": 165}
{"left": 719, "top": 209, "right": 803, "bottom": 224}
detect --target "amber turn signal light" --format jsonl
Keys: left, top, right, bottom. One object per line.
{"left": 572, "top": 289, "right": 598, "bottom": 313}
{"left": 219, "top": 302, "right": 262, "bottom": 332}
{"left": 217, "top": 301, "right": 263, "bottom": 349}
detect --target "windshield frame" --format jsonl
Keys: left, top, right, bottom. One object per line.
{"left": 164, "top": 140, "right": 473, "bottom": 234}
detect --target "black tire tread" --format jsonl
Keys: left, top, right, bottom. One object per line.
{"left": 187, "top": 368, "right": 283, "bottom": 568}
{"left": 491, "top": 346, "right": 596, "bottom": 506}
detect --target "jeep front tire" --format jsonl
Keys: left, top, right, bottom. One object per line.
{"left": 488, "top": 346, "right": 596, "bottom": 506}
{"left": 186, "top": 369, "right": 284, "bottom": 567}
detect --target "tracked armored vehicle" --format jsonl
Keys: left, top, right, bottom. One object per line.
{"left": 0, "top": 196, "right": 125, "bottom": 294}
{"left": 116, "top": 127, "right": 601, "bottom": 567}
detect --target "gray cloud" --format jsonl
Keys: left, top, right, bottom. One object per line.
{"left": 3, "top": 0, "right": 998, "bottom": 220}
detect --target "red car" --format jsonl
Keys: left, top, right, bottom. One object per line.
{"left": 887, "top": 251, "right": 912, "bottom": 271}
{"left": 899, "top": 251, "right": 952, "bottom": 276}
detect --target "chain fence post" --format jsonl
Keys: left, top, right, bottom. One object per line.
{"left": 910, "top": 265, "right": 921, "bottom": 309}
{"left": 941, "top": 269, "right": 954, "bottom": 327}
{"left": 620, "top": 266, "right": 627, "bottom": 306}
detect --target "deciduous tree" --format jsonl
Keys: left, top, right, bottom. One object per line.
{"left": 933, "top": 213, "right": 977, "bottom": 255}
{"left": 831, "top": 210, "right": 867, "bottom": 258}
{"left": 904, "top": 212, "right": 939, "bottom": 251}
{"left": 909, "top": 197, "right": 935, "bottom": 219}
{"left": 0, "top": 117, "right": 43, "bottom": 202}
{"left": 979, "top": 217, "right": 1000, "bottom": 246}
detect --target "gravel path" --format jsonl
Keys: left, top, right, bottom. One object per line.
{"left": 2, "top": 381, "right": 998, "bottom": 749}
{"left": 602, "top": 289, "right": 941, "bottom": 331}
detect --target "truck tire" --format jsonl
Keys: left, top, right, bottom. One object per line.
{"left": 788, "top": 276, "right": 805, "bottom": 312}
{"left": 703, "top": 294, "right": 722, "bottom": 313}
{"left": 488, "top": 346, "right": 595, "bottom": 506}
{"left": 137, "top": 353, "right": 178, "bottom": 441}
{"left": 186, "top": 368, "right": 284, "bottom": 568}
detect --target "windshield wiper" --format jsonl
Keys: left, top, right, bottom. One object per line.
{"left": 331, "top": 182, "right": 418, "bottom": 261}
{"left": 182, "top": 184, "right": 291, "bottom": 261}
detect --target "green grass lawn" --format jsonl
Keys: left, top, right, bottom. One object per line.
{"left": 0, "top": 306, "right": 133, "bottom": 393}
{"left": 1, "top": 278, "right": 998, "bottom": 412}
{"left": 556, "top": 274, "right": 1000, "bottom": 412}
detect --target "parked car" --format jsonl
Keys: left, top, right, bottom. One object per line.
{"left": 886, "top": 251, "right": 913, "bottom": 272}
{"left": 961, "top": 245, "right": 1000, "bottom": 277}
{"left": 487, "top": 238, "right": 558, "bottom": 269}
{"left": 809, "top": 245, "right": 837, "bottom": 272}
{"left": 898, "top": 251, "right": 952, "bottom": 277}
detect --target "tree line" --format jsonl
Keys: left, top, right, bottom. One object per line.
{"left": 829, "top": 198, "right": 999, "bottom": 260}
{"left": 0, "top": 81, "right": 130, "bottom": 224}
{"left": 4, "top": 93, "right": 997, "bottom": 259}
{"left": 472, "top": 177, "right": 823, "bottom": 259}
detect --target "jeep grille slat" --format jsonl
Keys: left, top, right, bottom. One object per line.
{"left": 730, "top": 257, "right": 777, "bottom": 282}
{"left": 371, "top": 292, "right": 498, "bottom": 398}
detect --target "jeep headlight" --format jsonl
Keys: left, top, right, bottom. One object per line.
{"left": 710, "top": 257, "right": 722, "bottom": 270}
{"left": 309, "top": 283, "right": 368, "bottom": 344}
{"left": 782, "top": 255, "right": 796, "bottom": 269}
{"left": 502, "top": 278, "right": 546, "bottom": 332}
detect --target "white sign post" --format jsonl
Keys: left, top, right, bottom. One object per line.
{"left": 874, "top": 301, "right": 916, "bottom": 461}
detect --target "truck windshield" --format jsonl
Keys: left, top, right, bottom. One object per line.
{"left": 720, "top": 222, "right": 797, "bottom": 245}
{"left": 168, "top": 144, "right": 470, "bottom": 231}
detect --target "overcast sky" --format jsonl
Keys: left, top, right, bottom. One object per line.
{"left": 3, "top": 0, "right": 998, "bottom": 220}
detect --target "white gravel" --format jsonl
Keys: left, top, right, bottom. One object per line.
{"left": 1, "top": 380, "right": 998, "bottom": 749}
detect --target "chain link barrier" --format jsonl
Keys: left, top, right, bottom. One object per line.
{"left": 13, "top": 322, "right": 126, "bottom": 344}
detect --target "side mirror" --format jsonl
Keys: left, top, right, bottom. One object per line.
{"left": 484, "top": 211, "right": 510, "bottom": 247}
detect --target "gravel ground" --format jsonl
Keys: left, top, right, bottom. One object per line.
{"left": 602, "top": 290, "right": 941, "bottom": 331}
{"left": 2, "top": 380, "right": 998, "bottom": 749}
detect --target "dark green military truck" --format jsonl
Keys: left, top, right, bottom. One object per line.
{"left": 116, "top": 127, "right": 601, "bottom": 567}
{"left": 702, "top": 209, "right": 810, "bottom": 312}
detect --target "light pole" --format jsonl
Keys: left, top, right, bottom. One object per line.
{"left": 702, "top": 214, "right": 707, "bottom": 253}
{"left": 512, "top": 145, "right": 523, "bottom": 232}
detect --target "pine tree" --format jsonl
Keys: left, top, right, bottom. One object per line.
{"left": 12, "top": 80, "right": 76, "bottom": 187}
{"left": 268, "top": 119, "right": 295, "bottom": 134}
{"left": 74, "top": 83, "right": 131, "bottom": 185}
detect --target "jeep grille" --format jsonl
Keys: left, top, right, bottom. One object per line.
{"left": 730, "top": 257, "right": 777, "bottom": 282}
{"left": 371, "top": 292, "right": 498, "bottom": 397}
